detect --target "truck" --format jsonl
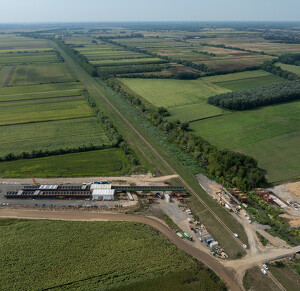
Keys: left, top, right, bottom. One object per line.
{"left": 204, "top": 235, "right": 214, "bottom": 245}
{"left": 210, "top": 241, "right": 219, "bottom": 249}
{"left": 102, "top": 181, "right": 109, "bottom": 184}
{"left": 200, "top": 230, "right": 209, "bottom": 239}
{"left": 183, "top": 232, "right": 193, "bottom": 241}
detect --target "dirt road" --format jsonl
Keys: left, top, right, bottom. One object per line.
{"left": 0, "top": 174, "right": 177, "bottom": 186}
{"left": 0, "top": 208, "right": 241, "bottom": 291}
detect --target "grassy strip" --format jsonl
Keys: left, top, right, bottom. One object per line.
{"left": 0, "top": 149, "right": 131, "bottom": 177}
{"left": 0, "top": 97, "right": 94, "bottom": 126}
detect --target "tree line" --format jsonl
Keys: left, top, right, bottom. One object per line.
{"left": 54, "top": 40, "right": 98, "bottom": 77}
{"left": 278, "top": 53, "right": 300, "bottom": 66}
{"left": 208, "top": 80, "right": 300, "bottom": 110}
{"left": 261, "top": 61, "right": 299, "bottom": 80}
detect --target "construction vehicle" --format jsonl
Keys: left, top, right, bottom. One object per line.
{"left": 25, "top": 166, "right": 38, "bottom": 186}
{"left": 183, "top": 232, "right": 193, "bottom": 241}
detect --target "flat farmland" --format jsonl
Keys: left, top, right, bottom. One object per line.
{"left": 90, "top": 57, "right": 164, "bottom": 66}
{"left": 115, "top": 37, "right": 273, "bottom": 71}
{"left": 0, "top": 82, "right": 83, "bottom": 102}
{"left": 119, "top": 70, "right": 281, "bottom": 122}
{"left": 0, "top": 36, "right": 50, "bottom": 49}
{"left": 119, "top": 77, "right": 229, "bottom": 109}
{"left": 0, "top": 117, "right": 112, "bottom": 157}
{"left": 190, "top": 100, "right": 300, "bottom": 182}
{"left": 0, "top": 149, "right": 131, "bottom": 177}
{"left": 276, "top": 63, "right": 300, "bottom": 76}
{"left": 188, "top": 37, "right": 300, "bottom": 55}
{"left": 168, "top": 103, "right": 225, "bottom": 122}
{"left": 0, "top": 52, "right": 58, "bottom": 64}
{"left": 0, "top": 220, "right": 223, "bottom": 290}
{"left": 0, "top": 97, "right": 94, "bottom": 126}
{"left": 0, "top": 65, "right": 15, "bottom": 86}
{"left": 200, "top": 54, "right": 273, "bottom": 71}
{"left": 212, "top": 74, "right": 284, "bottom": 90}
{"left": 10, "top": 63, "right": 76, "bottom": 85}
{"left": 0, "top": 48, "right": 53, "bottom": 54}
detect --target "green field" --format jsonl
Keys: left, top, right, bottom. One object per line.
{"left": 243, "top": 267, "right": 281, "bottom": 291}
{"left": 268, "top": 261, "right": 300, "bottom": 291}
{"left": 276, "top": 63, "right": 300, "bottom": 76}
{"left": 0, "top": 118, "right": 112, "bottom": 157}
{"left": 0, "top": 37, "right": 50, "bottom": 49}
{"left": 91, "top": 57, "right": 164, "bottom": 66}
{"left": 0, "top": 52, "right": 58, "bottom": 64}
{"left": 0, "top": 65, "right": 14, "bottom": 86}
{"left": 168, "top": 103, "right": 225, "bottom": 122}
{"left": 0, "top": 81, "right": 83, "bottom": 102}
{"left": 119, "top": 78, "right": 229, "bottom": 108}
{"left": 119, "top": 70, "right": 283, "bottom": 122}
{"left": 0, "top": 149, "right": 131, "bottom": 177}
{"left": 0, "top": 219, "right": 224, "bottom": 290}
{"left": 190, "top": 100, "right": 300, "bottom": 182}
{"left": 115, "top": 37, "right": 273, "bottom": 71}
{"left": 10, "top": 63, "right": 76, "bottom": 85}
{"left": 0, "top": 97, "right": 94, "bottom": 126}
{"left": 213, "top": 74, "right": 284, "bottom": 90}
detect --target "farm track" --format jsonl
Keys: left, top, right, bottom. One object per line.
{"left": 52, "top": 41, "right": 246, "bottom": 290}
{"left": 267, "top": 270, "right": 287, "bottom": 291}
{"left": 0, "top": 208, "right": 241, "bottom": 291}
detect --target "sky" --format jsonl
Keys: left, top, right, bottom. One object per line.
{"left": 0, "top": 0, "right": 299, "bottom": 23}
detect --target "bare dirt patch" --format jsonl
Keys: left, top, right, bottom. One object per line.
{"left": 280, "top": 214, "right": 300, "bottom": 228}
{"left": 285, "top": 182, "right": 300, "bottom": 199}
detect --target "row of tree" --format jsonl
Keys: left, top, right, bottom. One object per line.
{"left": 107, "top": 78, "right": 266, "bottom": 190}
{"left": 261, "top": 61, "right": 299, "bottom": 80}
{"left": 278, "top": 53, "right": 300, "bottom": 66}
{"left": 84, "top": 91, "right": 140, "bottom": 167}
{"left": 208, "top": 80, "right": 300, "bottom": 110}
{"left": 54, "top": 40, "right": 98, "bottom": 77}
{"left": 98, "top": 63, "right": 171, "bottom": 79}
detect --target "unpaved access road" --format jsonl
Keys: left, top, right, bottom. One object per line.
{"left": 0, "top": 208, "right": 241, "bottom": 291}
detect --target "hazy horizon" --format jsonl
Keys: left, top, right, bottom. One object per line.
{"left": 0, "top": 0, "right": 299, "bottom": 23}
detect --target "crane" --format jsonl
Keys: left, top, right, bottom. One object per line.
{"left": 25, "top": 166, "right": 38, "bottom": 186}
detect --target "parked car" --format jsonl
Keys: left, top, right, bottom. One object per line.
{"left": 243, "top": 244, "right": 248, "bottom": 249}
{"left": 234, "top": 233, "right": 239, "bottom": 238}
{"left": 261, "top": 268, "right": 267, "bottom": 275}
{"left": 263, "top": 264, "right": 269, "bottom": 270}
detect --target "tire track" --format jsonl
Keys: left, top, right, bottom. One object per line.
{"left": 268, "top": 271, "right": 287, "bottom": 291}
